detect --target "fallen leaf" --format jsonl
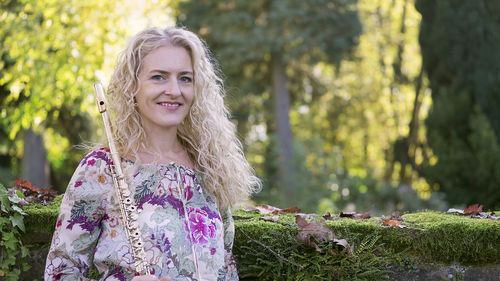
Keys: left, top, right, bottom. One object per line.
{"left": 471, "top": 212, "right": 500, "bottom": 221}
{"left": 10, "top": 178, "right": 57, "bottom": 205}
{"left": 464, "top": 204, "right": 483, "bottom": 215}
{"left": 243, "top": 204, "right": 281, "bottom": 214}
{"left": 255, "top": 204, "right": 281, "bottom": 214}
{"left": 323, "top": 212, "right": 333, "bottom": 220}
{"left": 333, "top": 238, "right": 354, "bottom": 254}
{"left": 447, "top": 208, "right": 464, "bottom": 215}
{"left": 260, "top": 216, "right": 279, "bottom": 222}
{"left": 339, "top": 212, "right": 355, "bottom": 218}
{"left": 273, "top": 206, "right": 300, "bottom": 214}
{"left": 389, "top": 212, "right": 403, "bottom": 220}
{"left": 244, "top": 204, "right": 301, "bottom": 215}
{"left": 295, "top": 214, "right": 352, "bottom": 254}
{"left": 340, "top": 212, "right": 371, "bottom": 219}
{"left": 380, "top": 216, "right": 406, "bottom": 228}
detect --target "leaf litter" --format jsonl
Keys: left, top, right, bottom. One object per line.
{"left": 244, "top": 204, "right": 354, "bottom": 255}
{"left": 295, "top": 214, "right": 353, "bottom": 254}
{"left": 447, "top": 204, "right": 499, "bottom": 221}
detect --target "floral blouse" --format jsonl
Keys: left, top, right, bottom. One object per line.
{"left": 45, "top": 148, "right": 238, "bottom": 281}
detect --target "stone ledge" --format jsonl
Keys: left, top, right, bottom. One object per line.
{"left": 21, "top": 197, "right": 500, "bottom": 280}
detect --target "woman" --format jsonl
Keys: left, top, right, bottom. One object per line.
{"left": 45, "top": 27, "right": 260, "bottom": 281}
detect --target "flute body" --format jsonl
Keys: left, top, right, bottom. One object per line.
{"left": 94, "top": 82, "right": 151, "bottom": 275}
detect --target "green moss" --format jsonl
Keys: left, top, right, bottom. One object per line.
{"left": 22, "top": 205, "right": 500, "bottom": 280}
{"left": 231, "top": 210, "right": 500, "bottom": 280}
{"left": 22, "top": 195, "right": 62, "bottom": 245}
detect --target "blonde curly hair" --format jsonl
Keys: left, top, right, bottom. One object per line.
{"left": 106, "top": 26, "right": 260, "bottom": 208}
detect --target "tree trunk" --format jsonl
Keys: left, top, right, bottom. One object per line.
{"left": 271, "top": 51, "right": 294, "bottom": 207}
{"left": 22, "top": 126, "right": 49, "bottom": 188}
{"left": 399, "top": 64, "right": 424, "bottom": 182}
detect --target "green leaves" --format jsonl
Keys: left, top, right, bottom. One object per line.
{"left": 0, "top": 183, "right": 30, "bottom": 280}
{"left": 9, "top": 213, "right": 25, "bottom": 232}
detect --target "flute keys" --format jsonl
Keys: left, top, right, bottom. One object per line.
{"left": 121, "top": 189, "right": 130, "bottom": 197}
{"left": 130, "top": 213, "right": 139, "bottom": 220}
{"left": 129, "top": 221, "right": 139, "bottom": 229}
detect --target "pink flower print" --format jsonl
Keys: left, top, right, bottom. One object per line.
{"left": 56, "top": 219, "right": 62, "bottom": 228}
{"left": 210, "top": 248, "right": 216, "bottom": 255}
{"left": 74, "top": 181, "right": 82, "bottom": 188}
{"left": 185, "top": 185, "right": 193, "bottom": 201}
{"left": 185, "top": 207, "right": 217, "bottom": 244}
{"left": 87, "top": 159, "right": 96, "bottom": 166}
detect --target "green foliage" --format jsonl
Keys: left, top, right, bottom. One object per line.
{"left": 0, "top": 0, "right": 118, "bottom": 191}
{"left": 0, "top": 0, "right": 175, "bottom": 192}
{"left": 416, "top": 0, "right": 500, "bottom": 208}
{"left": 0, "top": 183, "right": 30, "bottom": 280}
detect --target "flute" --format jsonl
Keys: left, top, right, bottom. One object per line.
{"left": 94, "top": 82, "right": 151, "bottom": 275}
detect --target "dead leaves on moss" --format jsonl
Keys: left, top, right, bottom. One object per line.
{"left": 380, "top": 215, "right": 406, "bottom": 228}
{"left": 243, "top": 205, "right": 354, "bottom": 254}
{"left": 339, "top": 211, "right": 371, "bottom": 219}
{"left": 447, "top": 204, "right": 499, "bottom": 221}
{"left": 295, "top": 214, "right": 353, "bottom": 254}
{"left": 244, "top": 204, "right": 301, "bottom": 215}
{"left": 8, "top": 178, "right": 57, "bottom": 206}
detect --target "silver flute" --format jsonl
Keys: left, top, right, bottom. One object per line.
{"left": 94, "top": 82, "right": 151, "bottom": 275}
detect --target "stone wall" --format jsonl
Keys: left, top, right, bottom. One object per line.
{"left": 21, "top": 198, "right": 500, "bottom": 280}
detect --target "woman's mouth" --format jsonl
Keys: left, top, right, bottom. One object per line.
{"left": 158, "top": 102, "right": 181, "bottom": 110}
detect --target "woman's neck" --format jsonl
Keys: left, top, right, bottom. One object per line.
{"left": 138, "top": 126, "right": 194, "bottom": 168}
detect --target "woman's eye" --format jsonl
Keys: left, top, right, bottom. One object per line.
{"left": 151, "top": 75, "right": 165, "bottom": 81}
{"left": 180, "top": 76, "right": 193, "bottom": 83}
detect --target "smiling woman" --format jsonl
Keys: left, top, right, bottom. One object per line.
{"left": 44, "top": 27, "right": 261, "bottom": 281}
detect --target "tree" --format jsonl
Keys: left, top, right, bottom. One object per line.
{"left": 0, "top": 0, "right": 175, "bottom": 191}
{"left": 416, "top": 0, "right": 500, "bottom": 208}
{"left": 0, "top": 0, "right": 124, "bottom": 189}
{"left": 177, "top": 0, "right": 361, "bottom": 206}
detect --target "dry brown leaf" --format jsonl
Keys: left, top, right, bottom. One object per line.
{"left": 339, "top": 212, "right": 371, "bottom": 219}
{"left": 295, "top": 214, "right": 352, "bottom": 253}
{"left": 260, "top": 216, "right": 280, "bottom": 222}
{"left": 273, "top": 206, "right": 301, "bottom": 214}
{"left": 243, "top": 204, "right": 280, "bottom": 214}
{"left": 244, "top": 204, "right": 301, "bottom": 215}
{"left": 464, "top": 204, "right": 483, "bottom": 215}
{"left": 323, "top": 212, "right": 333, "bottom": 220}
{"left": 333, "top": 238, "right": 354, "bottom": 254}
{"left": 255, "top": 204, "right": 282, "bottom": 214}
{"left": 380, "top": 215, "right": 406, "bottom": 228}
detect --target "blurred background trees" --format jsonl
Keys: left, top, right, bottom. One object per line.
{"left": 177, "top": 0, "right": 362, "bottom": 207}
{"left": 1, "top": 0, "right": 499, "bottom": 212}
{"left": 416, "top": 0, "right": 500, "bottom": 208}
{"left": 0, "top": 0, "right": 173, "bottom": 193}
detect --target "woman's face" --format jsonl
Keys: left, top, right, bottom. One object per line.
{"left": 135, "top": 45, "right": 194, "bottom": 133}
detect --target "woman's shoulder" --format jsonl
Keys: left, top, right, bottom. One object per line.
{"left": 79, "top": 147, "right": 113, "bottom": 167}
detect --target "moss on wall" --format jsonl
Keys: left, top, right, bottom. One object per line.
{"left": 23, "top": 201, "right": 500, "bottom": 280}
{"left": 230, "top": 210, "right": 500, "bottom": 280}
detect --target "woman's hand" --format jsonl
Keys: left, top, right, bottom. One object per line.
{"left": 131, "top": 275, "right": 171, "bottom": 281}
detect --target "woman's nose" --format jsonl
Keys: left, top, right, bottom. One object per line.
{"left": 163, "top": 79, "right": 181, "bottom": 96}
